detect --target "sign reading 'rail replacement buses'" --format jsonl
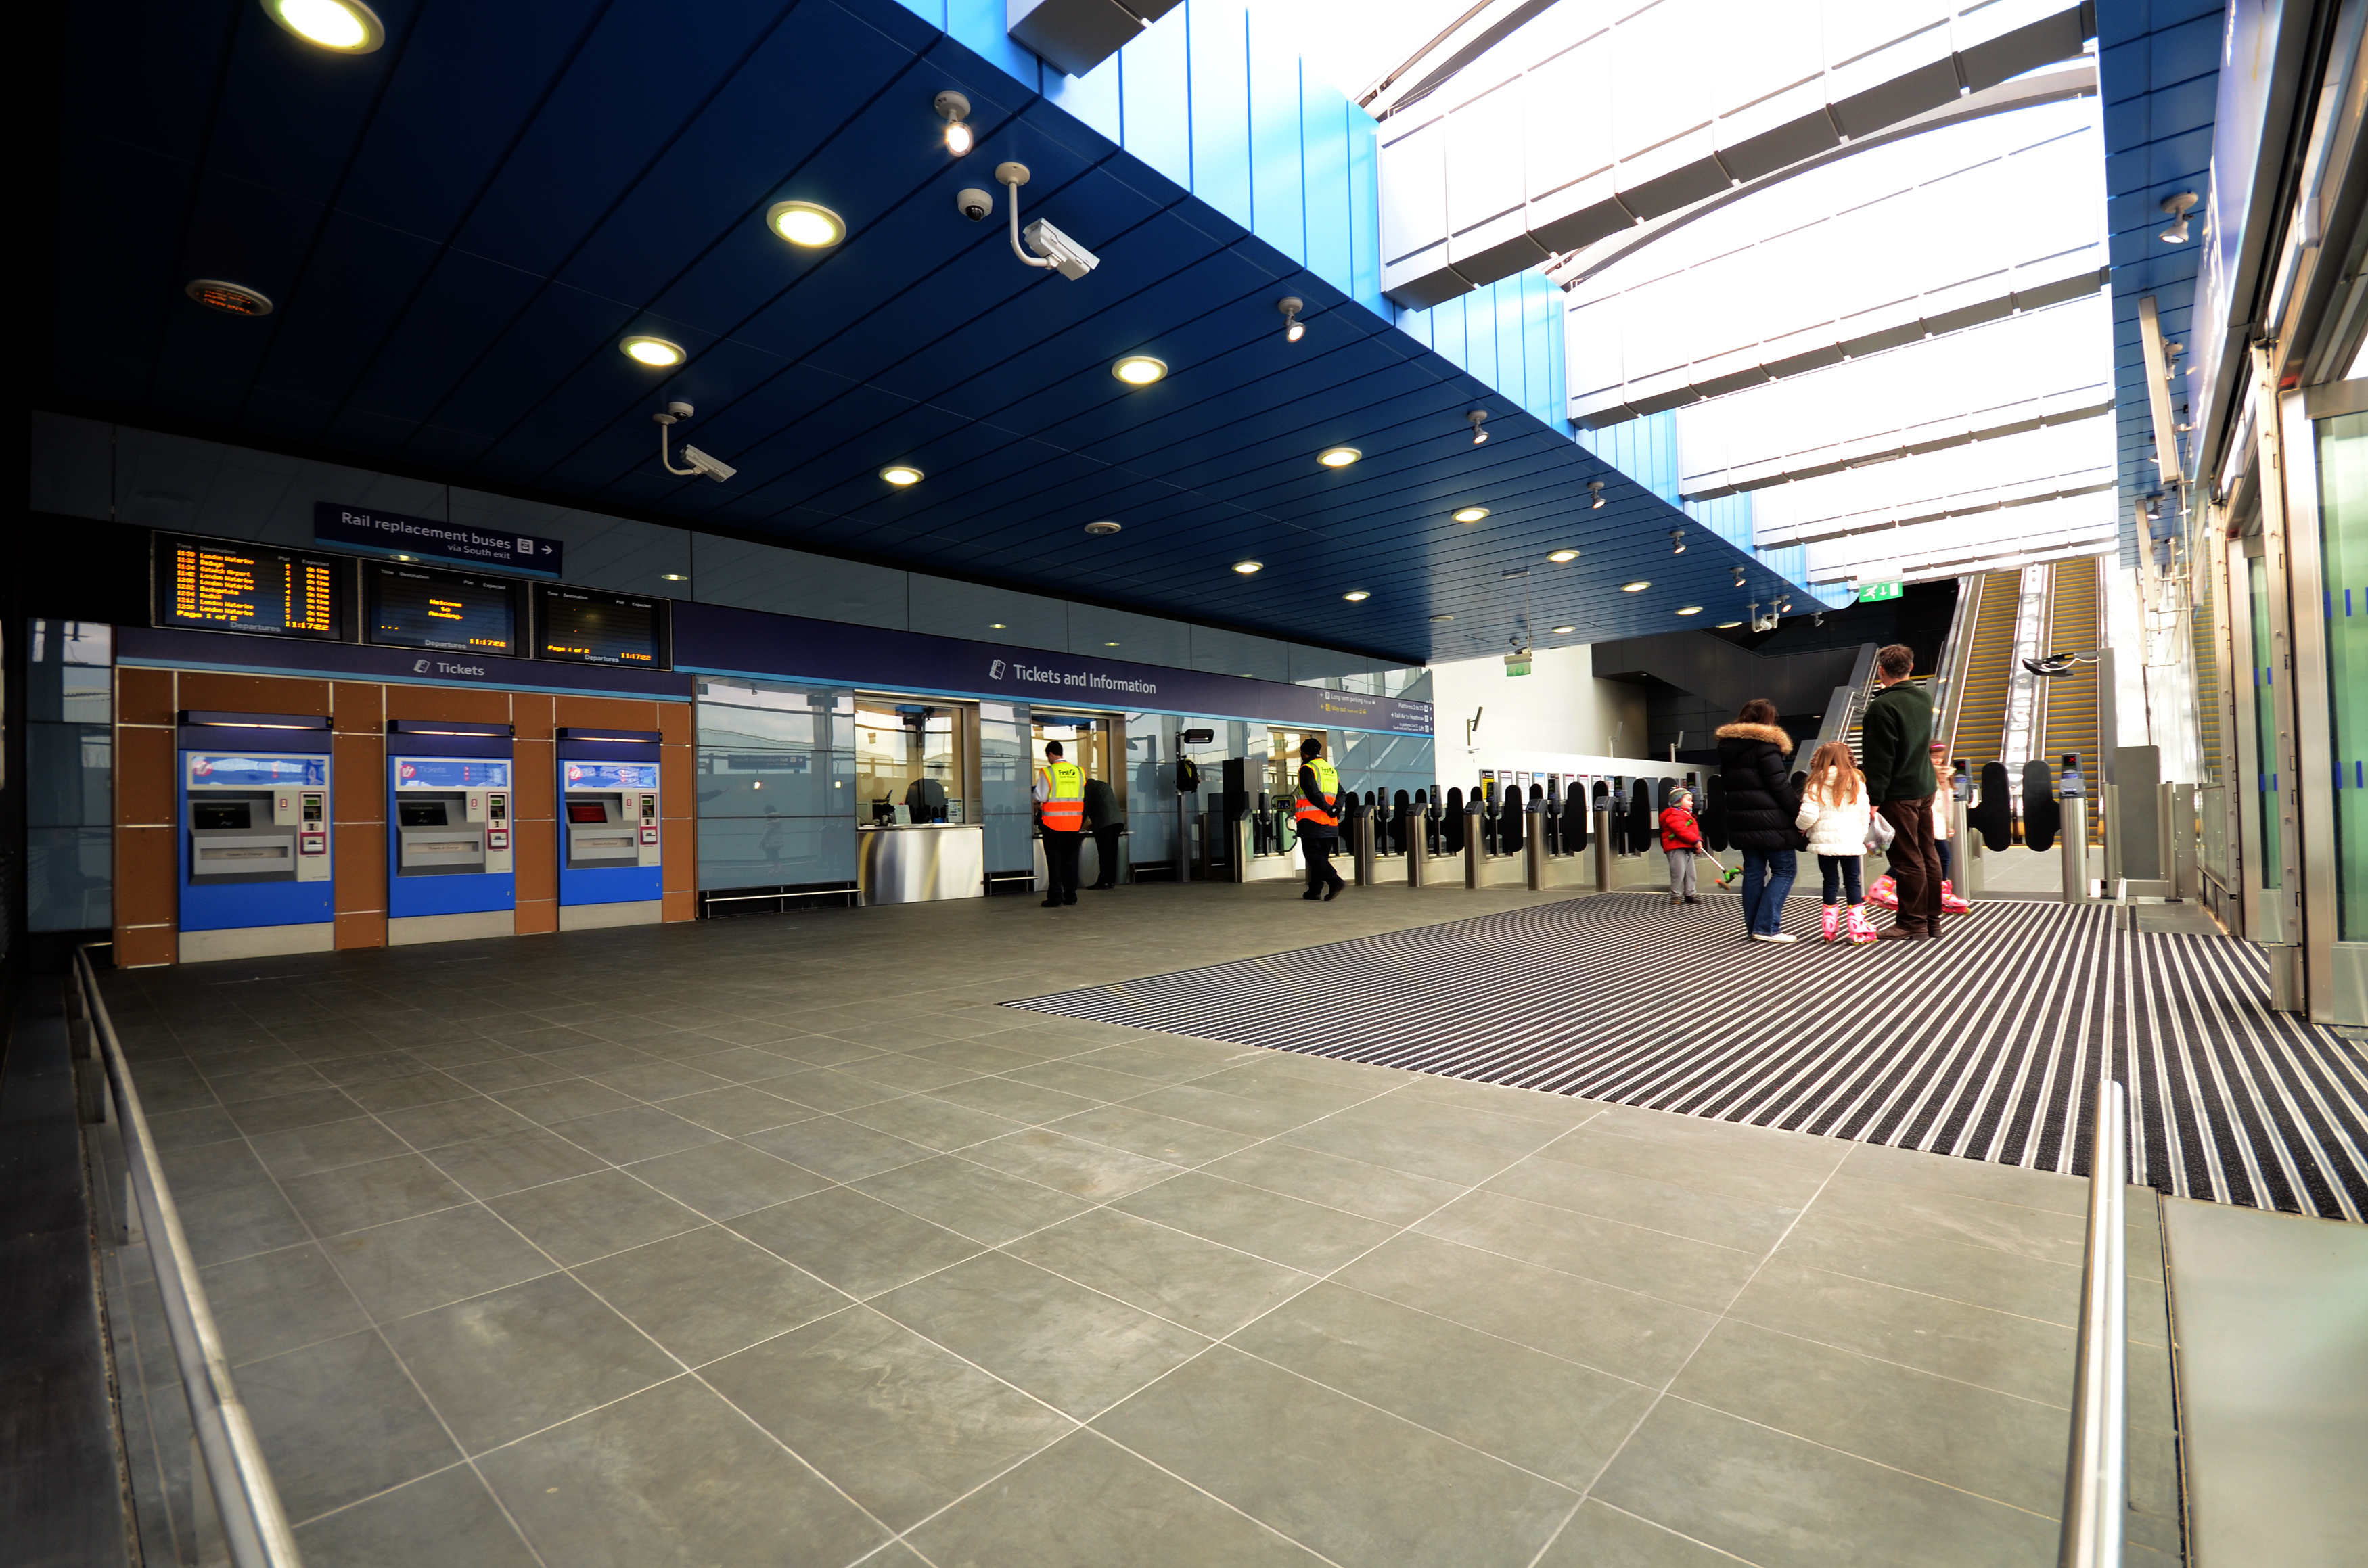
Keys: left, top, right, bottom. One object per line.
{"left": 315, "top": 502, "right": 564, "bottom": 578}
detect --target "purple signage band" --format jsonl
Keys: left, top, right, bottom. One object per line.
{"left": 673, "top": 603, "right": 1433, "bottom": 737}
{"left": 316, "top": 503, "right": 564, "bottom": 578}
{"left": 118, "top": 625, "right": 692, "bottom": 701}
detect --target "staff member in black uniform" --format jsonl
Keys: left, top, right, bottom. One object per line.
{"left": 1294, "top": 737, "right": 1346, "bottom": 900}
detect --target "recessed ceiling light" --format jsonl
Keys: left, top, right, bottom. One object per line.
{"left": 1453, "top": 506, "right": 1489, "bottom": 524}
{"left": 1343, "top": 590, "right": 1370, "bottom": 602}
{"left": 1430, "top": 614, "right": 1453, "bottom": 623}
{"left": 1716, "top": 620, "right": 1743, "bottom": 628}
{"left": 1547, "top": 549, "right": 1579, "bottom": 563}
{"left": 1621, "top": 580, "right": 1650, "bottom": 593}
{"left": 392, "top": 554, "right": 412, "bottom": 562}
{"left": 660, "top": 573, "right": 689, "bottom": 582}
{"left": 265, "top": 0, "right": 384, "bottom": 52}
{"left": 1676, "top": 605, "right": 1702, "bottom": 616}
{"left": 1083, "top": 520, "right": 1121, "bottom": 535}
{"left": 1113, "top": 355, "right": 1167, "bottom": 385}
{"left": 988, "top": 622, "right": 1007, "bottom": 628}
{"left": 1317, "top": 446, "right": 1361, "bottom": 468}
{"left": 880, "top": 464, "right": 923, "bottom": 486}
{"left": 767, "top": 200, "right": 846, "bottom": 247}
{"left": 1551, "top": 624, "right": 1574, "bottom": 635}
{"left": 620, "top": 336, "right": 684, "bottom": 368}
{"left": 1232, "top": 560, "right": 1263, "bottom": 575}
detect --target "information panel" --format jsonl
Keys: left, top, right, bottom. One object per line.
{"left": 564, "top": 762, "right": 659, "bottom": 791}
{"left": 155, "top": 534, "right": 344, "bottom": 641}
{"left": 365, "top": 562, "right": 521, "bottom": 655}
{"left": 537, "top": 586, "right": 668, "bottom": 668}
{"left": 394, "top": 758, "right": 514, "bottom": 789}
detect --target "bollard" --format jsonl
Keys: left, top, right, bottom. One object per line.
{"left": 1352, "top": 808, "right": 1375, "bottom": 887}
{"left": 1407, "top": 821, "right": 1428, "bottom": 887}
{"left": 1464, "top": 806, "right": 1483, "bottom": 889}
{"left": 2062, "top": 797, "right": 2088, "bottom": 903}
{"left": 1593, "top": 809, "right": 1614, "bottom": 891}
{"left": 1524, "top": 824, "right": 1547, "bottom": 890}
{"left": 1177, "top": 795, "right": 1193, "bottom": 883}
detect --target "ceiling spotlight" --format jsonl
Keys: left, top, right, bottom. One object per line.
{"left": 1430, "top": 614, "right": 1454, "bottom": 622}
{"left": 1621, "top": 580, "right": 1650, "bottom": 593}
{"left": 264, "top": 0, "right": 384, "bottom": 52}
{"left": 1547, "top": 549, "right": 1579, "bottom": 563}
{"left": 660, "top": 573, "right": 689, "bottom": 582}
{"left": 1670, "top": 529, "right": 1686, "bottom": 555}
{"left": 1733, "top": 565, "right": 1747, "bottom": 587}
{"left": 620, "top": 336, "right": 685, "bottom": 368}
{"left": 988, "top": 622, "right": 1007, "bottom": 629}
{"left": 1232, "top": 560, "right": 1263, "bottom": 575}
{"left": 1453, "top": 505, "right": 1489, "bottom": 524}
{"left": 934, "top": 91, "right": 974, "bottom": 156}
{"left": 1103, "top": 641, "right": 1120, "bottom": 647}
{"left": 185, "top": 279, "right": 273, "bottom": 317}
{"left": 1083, "top": 520, "right": 1122, "bottom": 535}
{"left": 880, "top": 464, "right": 924, "bottom": 486}
{"left": 768, "top": 200, "right": 846, "bottom": 247}
{"left": 1551, "top": 624, "right": 1575, "bottom": 635}
{"left": 1112, "top": 356, "right": 1166, "bottom": 386}
{"left": 1342, "top": 589, "right": 1371, "bottom": 602}
{"left": 1317, "top": 446, "right": 1361, "bottom": 468}
{"left": 2160, "top": 191, "right": 2199, "bottom": 245}
{"left": 1676, "top": 605, "right": 1702, "bottom": 616}
{"left": 1278, "top": 296, "right": 1306, "bottom": 343}
{"left": 1716, "top": 620, "right": 1743, "bottom": 628}
{"left": 1467, "top": 410, "right": 1489, "bottom": 445}
{"left": 1588, "top": 480, "right": 1606, "bottom": 509}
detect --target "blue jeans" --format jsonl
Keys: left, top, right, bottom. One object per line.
{"left": 1739, "top": 849, "right": 1798, "bottom": 936}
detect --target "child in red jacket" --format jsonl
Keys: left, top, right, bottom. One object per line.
{"left": 1661, "top": 788, "right": 1705, "bottom": 904}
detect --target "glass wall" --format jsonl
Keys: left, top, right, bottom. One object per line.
{"left": 852, "top": 700, "right": 966, "bottom": 825}
{"left": 979, "top": 703, "right": 1032, "bottom": 876}
{"left": 693, "top": 680, "right": 854, "bottom": 890}
{"left": 2319, "top": 412, "right": 2368, "bottom": 937}
{"left": 26, "top": 620, "right": 113, "bottom": 931}
{"left": 2252, "top": 555, "right": 2282, "bottom": 891}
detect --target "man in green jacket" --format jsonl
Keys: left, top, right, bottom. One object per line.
{"left": 1861, "top": 643, "right": 1945, "bottom": 940}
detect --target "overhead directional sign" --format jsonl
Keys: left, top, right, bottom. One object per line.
{"left": 316, "top": 503, "right": 563, "bottom": 578}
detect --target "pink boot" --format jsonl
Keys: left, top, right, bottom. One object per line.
{"left": 1848, "top": 904, "right": 1878, "bottom": 944}
{"left": 1821, "top": 904, "right": 1841, "bottom": 941}
{"left": 1941, "top": 879, "right": 1972, "bottom": 915}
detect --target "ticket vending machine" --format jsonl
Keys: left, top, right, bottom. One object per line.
{"left": 556, "top": 727, "right": 662, "bottom": 929}
{"left": 387, "top": 720, "right": 516, "bottom": 946}
{"left": 177, "top": 710, "right": 334, "bottom": 963}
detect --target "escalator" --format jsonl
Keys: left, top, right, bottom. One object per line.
{"left": 1945, "top": 568, "right": 2024, "bottom": 770}
{"left": 2036, "top": 556, "right": 2101, "bottom": 839}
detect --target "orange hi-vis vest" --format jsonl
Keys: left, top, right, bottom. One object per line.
{"left": 1037, "top": 762, "right": 1085, "bottom": 831}
{"left": 1295, "top": 757, "right": 1340, "bottom": 828}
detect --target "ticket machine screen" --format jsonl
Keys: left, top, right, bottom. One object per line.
{"left": 185, "top": 753, "right": 331, "bottom": 884}
{"left": 391, "top": 757, "right": 512, "bottom": 878}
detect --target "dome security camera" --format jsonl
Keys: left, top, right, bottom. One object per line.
{"left": 666, "top": 400, "right": 693, "bottom": 420}
{"left": 956, "top": 187, "right": 993, "bottom": 223}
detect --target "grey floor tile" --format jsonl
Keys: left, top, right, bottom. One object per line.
{"left": 384, "top": 1272, "right": 681, "bottom": 1453}
{"left": 1583, "top": 1105, "right": 1847, "bottom": 1179}
{"left": 322, "top": 1205, "right": 555, "bottom": 1322}
{"left": 1007, "top": 1059, "right": 1166, "bottom": 1103}
{"left": 1279, "top": 1114, "right": 1527, "bottom": 1187}
{"left": 478, "top": 1377, "right": 888, "bottom": 1568}
{"left": 702, "top": 1306, "right": 1074, "bottom": 1530}
{"left": 377, "top": 1096, "right": 540, "bottom": 1152}
{"left": 1114, "top": 1172, "right": 1398, "bottom": 1274}
{"left": 907, "top": 1429, "right": 1328, "bottom": 1568}
{"left": 440, "top": 1054, "right": 579, "bottom": 1094}
{"left": 227, "top": 1090, "right": 367, "bottom": 1137}
{"left": 1182, "top": 1063, "right": 1382, "bottom": 1117}
{"left": 246, "top": 1117, "right": 413, "bottom": 1180}
{"left": 1094, "top": 1346, "right": 1574, "bottom": 1568}
{"left": 424, "top": 1126, "right": 610, "bottom": 1199}
{"left": 894, "top": 1037, "right": 1050, "bottom": 1076}
{"left": 293, "top": 1463, "right": 540, "bottom": 1567}
{"left": 1233, "top": 1283, "right": 1655, "bottom": 1488}
{"left": 493, "top": 1078, "right": 639, "bottom": 1126}
{"left": 852, "top": 1154, "right": 1093, "bottom": 1245}
{"left": 1415, "top": 1189, "right": 1762, "bottom": 1314}
{"left": 1392, "top": 1074, "right": 1603, "bottom": 1130}
{"left": 202, "top": 1062, "right": 332, "bottom": 1104}
{"left": 1331, "top": 1232, "right": 1718, "bottom": 1389}
{"left": 157, "top": 1137, "right": 274, "bottom": 1199}
{"left": 282, "top": 1153, "right": 474, "bottom": 1237}
{"left": 588, "top": 1060, "right": 735, "bottom": 1103}
{"left": 926, "top": 1075, "right": 1105, "bottom": 1127}
{"left": 1671, "top": 1318, "right": 2068, "bottom": 1516}
{"left": 238, "top": 1329, "right": 461, "bottom": 1522}
{"left": 1046, "top": 1103, "right": 1261, "bottom": 1165}
{"left": 176, "top": 1180, "right": 314, "bottom": 1266}
{"left": 840, "top": 1092, "right": 1028, "bottom": 1153}
{"left": 1122, "top": 1084, "right": 1320, "bottom": 1138}
{"left": 1198, "top": 1141, "right": 1467, "bottom": 1226}
{"left": 547, "top": 1105, "right": 723, "bottom": 1163}
{"left": 839, "top": 1052, "right": 983, "bottom": 1094}
{"left": 200, "top": 1243, "right": 372, "bottom": 1366}
{"left": 669, "top": 1045, "right": 807, "bottom": 1084}
{"left": 657, "top": 1084, "right": 813, "bottom": 1136}
{"left": 572, "top": 1226, "right": 849, "bottom": 1365}
{"left": 728, "top": 1186, "right": 984, "bottom": 1299}
{"left": 1591, "top": 1396, "right": 2058, "bottom": 1568}
{"left": 765, "top": 1036, "right": 893, "bottom": 1071}
{"left": 1805, "top": 1175, "right": 2089, "bottom": 1268}
{"left": 741, "top": 1114, "right": 934, "bottom": 1182}
{"left": 873, "top": 1251, "right": 1208, "bottom": 1418}
{"left": 1842, "top": 1139, "right": 2090, "bottom": 1216}
{"left": 340, "top": 1070, "right": 475, "bottom": 1113}
{"left": 145, "top": 1105, "right": 243, "bottom": 1149}
{"left": 761, "top": 1066, "right": 907, "bottom": 1114}
{"left": 1725, "top": 1259, "right": 2075, "bottom": 1405}
{"left": 1776, "top": 1213, "right": 2084, "bottom": 1325}
{"left": 1532, "top": 1500, "right": 1748, "bottom": 1567}
{"left": 957, "top": 1128, "right": 1184, "bottom": 1200}
{"left": 313, "top": 1051, "right": 436, "bottom": 1086}
{"left": 483, "top": 1168, "right": 706, "bottom": 1266}
{"left": 1005, "top": 1207, "right": 1316, "bottom": 1337}
{"left": 623, "top": 1138, "right": 831, "bottom": 1219}
{"left": 1484, "top": 1154, "right": 1802, "bottom": 1253}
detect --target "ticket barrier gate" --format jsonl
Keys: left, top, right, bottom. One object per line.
{"left": 177, "top": 710, "right": 334, "bottom": 963}
{"left": 557, "top": 727, "right": 664, "bottom": 929}
{"left": 388, "top": 720, "right": 516, "bottom": 946}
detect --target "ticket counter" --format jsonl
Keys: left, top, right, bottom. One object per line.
{"left": 388, "top": 719, "right": 515, "bottom": 945}
{"left": 557, "top": 726, "right": 663, "bottom": 929}
{"left": 176, "top": 710, "right": 334, "bottom": 963}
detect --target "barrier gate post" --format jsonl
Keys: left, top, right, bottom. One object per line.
{"left": 1352, "top": 808, "right": 1375, "bottom": 886}
{"left": 1407, "top": 819, "right": 1427, "bottom": 887}
{"left": 1464, "top": 806, "right": 1482, "bottom": 890}
{"left": 1524, "top": 813, "right": 1547, "bottom": 890}
{"left": 2062, "top": 797, "right": 2089, "bottom": 904}
{"left": 1593, "top": 810, "right": 1614, "bottom": 891}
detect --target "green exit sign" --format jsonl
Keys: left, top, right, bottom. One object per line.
{"left": 1857, "top": 580, "right": 1903, "bottom": 603}
{"left": 1503, "top": 653, "right": 1532, "bottom": 677}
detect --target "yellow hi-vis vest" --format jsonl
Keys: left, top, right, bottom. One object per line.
{"left": 1037, "top": 762, "right": 1085, "bottom": 831}
{"left": 1296, "top": 757, "right": 1340, "bottom": 828}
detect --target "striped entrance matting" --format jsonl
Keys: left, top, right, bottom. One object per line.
{"left": 1011, "top": 896, "right": 2368, "bottom": 1220}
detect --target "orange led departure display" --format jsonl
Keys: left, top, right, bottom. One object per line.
{"left": 154, "top": 534, "right": 344, "bottom": 640}
{"left": 365, "top": 561, "right": 520, "bottom": 655}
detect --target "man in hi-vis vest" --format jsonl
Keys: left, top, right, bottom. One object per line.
{"left": 1296, "top": 736, "right": 1346, "bottom": 902}
{"left": 1033, "top": 741, "right": 1086, "bottom": 908}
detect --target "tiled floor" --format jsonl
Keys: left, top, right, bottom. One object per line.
{"left": 93, "top": 881, "right": 2180, "bottom": 1566}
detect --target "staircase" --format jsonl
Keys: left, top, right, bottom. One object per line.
{"left": 1944, "top": 569, "right": 2024, "bottom": 772}
{"left": 2036, "top": 557, "right": 2102, "bottom": 837}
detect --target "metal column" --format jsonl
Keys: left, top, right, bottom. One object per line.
{"left": 2281, "top": 388, "right": 2338, "bottom": 1017}
{"left": 1406, "top": 821, "right": 1428, "bottom": 887}
{"left": 2062, "top": 798, "right": 2088, "bottom": 903}
{"left": 2256, "top": 350, "right": 2309, "bottom": 1009}
{"left": 1351, "top": 809, "right": 1375, "bottom": 887}
{"left": 1593, "top": 810, "right": 1614, "bottom": 891}
{"left": 1524, "top": 822, "right": 1547, "bottom": 891}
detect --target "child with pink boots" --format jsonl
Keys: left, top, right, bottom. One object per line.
{"left": 1794, "top": 741, "right": 1878, "bottom": 945}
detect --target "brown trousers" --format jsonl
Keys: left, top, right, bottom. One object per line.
{"left": 1879, "top": 795, "right": 1945, "bottom": 935}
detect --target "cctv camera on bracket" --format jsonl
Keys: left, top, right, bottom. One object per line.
{"left": 654, "top": 403, "right": 737, "bottom": 484}
{"left": 993, "top": 162, "right": 1097, "bottom": 281}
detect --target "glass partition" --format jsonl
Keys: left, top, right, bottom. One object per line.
{"left": 852, "top": 699, "right": 967, "bottom": 824}
{"left": 2318, "top": 411, "right": 2368, "bottom": 936}
{"left": 2252, "top": 554, "right": 2282, "bottom": 892}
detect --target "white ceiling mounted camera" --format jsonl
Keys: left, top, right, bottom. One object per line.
{"left": 993, "top": 162, "right": 1097, "bottom": 281}
{"left": 654, "top": 402, "right": 737, "bottom": 484}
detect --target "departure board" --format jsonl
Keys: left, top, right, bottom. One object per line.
{"left": 365, "top": 562, "right": 520, "bottom": 655}
{"left": 155, "top": 534, "right": 344, "bottom": 641}
{"left": 536, "top": 586, "right": 668, "bottom": 668}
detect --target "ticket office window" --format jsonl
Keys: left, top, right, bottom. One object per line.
{"left": 854, "top": 700, "right": 969, "bottom": 824}
{"left": 1030, "top": 714, "right": 1123, "bottom": 814}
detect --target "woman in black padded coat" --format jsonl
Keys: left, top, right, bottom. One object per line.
{"left": 1716, "top": 697, "right": 1804, "bottom": 942}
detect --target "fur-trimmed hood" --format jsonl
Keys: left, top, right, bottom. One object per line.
{"left": 1714, "top": 722, "right": 1794, "bottom": 754}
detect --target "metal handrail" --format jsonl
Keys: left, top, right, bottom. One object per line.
{"left": 2059, "top": 1078, "right": 2128, "bottom": 1568}
{"left": 72, "top": 945, "right": 307, "bottom": 1568}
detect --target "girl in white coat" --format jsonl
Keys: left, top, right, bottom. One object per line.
{"left": 1794, "top": 741, "right": 1877, "bottom": 944}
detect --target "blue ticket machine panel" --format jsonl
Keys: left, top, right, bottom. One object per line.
{"left": 177, "top": 711, "right": 334, "bottom": 961}
{"left": 557, "top": 727, "right": 663, "bottom": 915}
{"left": 387, "top": 721, "right": 517, "bottom": 933}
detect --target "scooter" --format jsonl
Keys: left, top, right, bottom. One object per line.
{"left": 1694, "top": 846, "right": 1743, "bottom": 887}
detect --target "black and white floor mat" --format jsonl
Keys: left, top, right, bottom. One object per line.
{"left": 1011, "top": 896, "right": 2368, "bottom": 1220}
